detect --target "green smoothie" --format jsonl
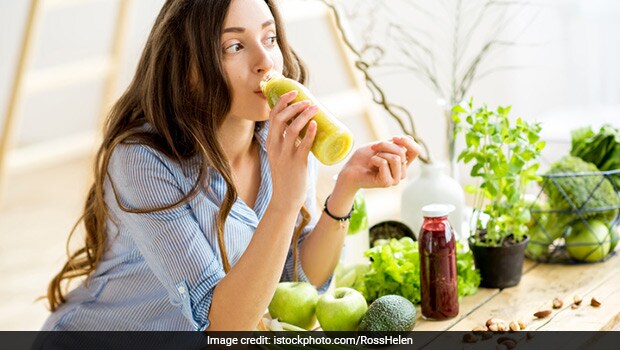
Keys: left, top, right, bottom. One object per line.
{"left": 260, "top": 71, "right": 354, "bottom": 165}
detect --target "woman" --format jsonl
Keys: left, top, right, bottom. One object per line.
{"left": 43, "top": 0, "right": 420, "bottom": 331}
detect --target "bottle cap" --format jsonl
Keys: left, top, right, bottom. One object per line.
{"left": 422, "top": 204, "right": 455, "bottom": 218}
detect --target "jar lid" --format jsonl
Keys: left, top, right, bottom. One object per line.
{"left": 422, "top": 204, "right": 455, "bottom": 217}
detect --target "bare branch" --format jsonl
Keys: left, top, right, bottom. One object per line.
{"left": 457, "top": 38, "right": 530, "bottom": 101}
{"left": 373, "top": 62, "right": 423, "bottom": 74}
{"left": 399, "top": 0, "right": 439, "bottom": 21}
{"left": 475, "top": 64, "right": 530, "bottom": 80}
{"left": 451, "top": 0, "right": 463, "bottom": 104}
{"left": 316, "top": 0, "right": 540, "bottom": 167}
{"left": 320, "top": 0, "right": 431, "bottom": 163}
{"left": 391, "top": 25, "right": 444, "bottom": 96}
{"left": 458, "top": 0, "right": 495, "bottom": 64}
{"left": 357, "top": 62, "right": 432, "bottom": 163}
{"left": 456, "top": 39, "right": 502, "bottom": 101}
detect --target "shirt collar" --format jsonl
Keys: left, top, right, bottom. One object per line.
{"left": 206, "top": 121, "right": 272, "bottom": 229}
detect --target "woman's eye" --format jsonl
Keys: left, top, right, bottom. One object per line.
{"left": 224, "top": 43, "right": 243, "bottom": 53}
{"left": 265, "top": 35, "right": 278, "bottom": 47}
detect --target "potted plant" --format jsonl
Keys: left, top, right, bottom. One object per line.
{"left": 453, "top": 99, "right": 545, "bottom": 288}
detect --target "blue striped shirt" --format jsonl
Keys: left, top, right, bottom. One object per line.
{"left": 41, "top": 122, "right": 330, "bottom": 331}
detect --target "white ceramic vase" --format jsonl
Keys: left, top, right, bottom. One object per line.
{"left": 401, "top": 162, "right": 465, "bottom": 239}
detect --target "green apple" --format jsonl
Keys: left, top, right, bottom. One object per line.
{"left": 609, "top": 225, "right": 619, "bottom": 252}
{"left": 525, "top": 226, "right": 551, "bottom": 260}
{"left": 316, "top": 287, "right": 367, "bottom": 331}
{"left": 565, "top": 220, "right": 610, "bottom": 262}
{"left": 268, "top": 282, "right": 318, "bottom": 330}
{"left": 523, "top": 194, "right": 550, "bottom": 229}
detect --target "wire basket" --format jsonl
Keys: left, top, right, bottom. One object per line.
{"left": 525, "top": 168, "right": 620, "bottom": 264}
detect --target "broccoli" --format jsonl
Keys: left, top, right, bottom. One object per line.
{"left": 542, "top": 156, "right": 620, "bottom": 237}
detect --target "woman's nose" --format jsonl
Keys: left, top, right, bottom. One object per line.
{"left": 253, "top": 46, "right": 274, "bottom": 75}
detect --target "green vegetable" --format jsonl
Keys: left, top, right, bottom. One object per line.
{"left": 362, "top": 237, "right": 421, "bottom": 303}
{"left": 335, "top": 263, "right": 368, "bottom": 293}
{"left": 348, "top": 191, "right": 368, "bottom": 234}
{"left": 565, "top": 219, "right": 610, "bottom": 262}
{"left": 360, "top": 237, "right": 480, "bottom": 305}
{"left": 523, "top": 194, "right": 550, "bottom": 229}
{"left": 358, "top": 295, "right": 417, "bottom": 332}
{"left": 571, "top": 125, "right": 620, "bottom": 186}
{"left": 543, "top": 156, "right": 620, "bottom": 238}
{"left": 609, "top": 226, "right": 619, "bottom": 252}
{"left": 453, "top": 101, "right": 545, "bottom": 246}
{"left": 525, "top": 225, "right": 552, "bottom": 260}
{"left": 456, "top": 242, "right": 481, "bottom": 296}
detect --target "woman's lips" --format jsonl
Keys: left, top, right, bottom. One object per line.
{"left": 254, "top": 91, "right": 266, "bottom": 99}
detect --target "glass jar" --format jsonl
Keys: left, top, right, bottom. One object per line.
{"left": 419, "top": 204, "right": 459, "bottom": 320}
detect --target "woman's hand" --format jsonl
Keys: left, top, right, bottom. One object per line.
{"left": 336, "top": 136, "right": 423, "bottom": 194}
{"left": 266, "top": 90, "right": 318, "bottom": 208}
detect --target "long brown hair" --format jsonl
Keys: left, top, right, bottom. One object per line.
{"left": 47, "top": 0, "right": 310, "bottom": 311}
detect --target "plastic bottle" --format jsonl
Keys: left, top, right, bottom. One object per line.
{"left": 260, "top": 71, "right": 354, "bottom": 165}
{"left": 419, "top": 203, "right": 459, "bottom": 320}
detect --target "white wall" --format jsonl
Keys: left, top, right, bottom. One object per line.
{"left": 0, "top": 0, "right": 166, "bottom": 171}
{"left": 1, "top": 0, "right": 619, "bottom": 173}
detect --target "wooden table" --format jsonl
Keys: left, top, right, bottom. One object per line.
{"left": 359, "top": 189, "right": 620, "bottom": 332}
{"left": 410, "top": 253, "right": 620, "bottom": 348}
{"left": 414, "top": 255, "right": 620, "bottom": 332}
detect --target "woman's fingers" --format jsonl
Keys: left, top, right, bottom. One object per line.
{"left": 371, "top": 141, "right": 407, "bottom": 165}
{"left": 274, "top": 101, "right": 311, "bottom": 136}
{"left": 376, "top": 152, "right": 402, "bottom": 184}
{"left": 369, "top": 155, "right": 393, "bottom": 187}
{"left": 284, "top": 104, "right": 318, "bottom": 150}
{"left": 297, "top": 120, "right": 317, "bottom": 156}
{"left": 268, "top": 92, "right": 307, "bottom": 140}
{"left": 271, "top": 90, "right": 297, "bottom": 115}
{"left": 392, "top": 136, "right": 422, "bottom": 165}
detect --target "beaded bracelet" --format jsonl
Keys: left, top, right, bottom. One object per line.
{"left": 323, "top": 194, "right": 354, "bottom": 227}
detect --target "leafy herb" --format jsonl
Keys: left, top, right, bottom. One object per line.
{"left": 359, "top": 237, "right": 480, "bottom": 305}
{"left": 453, "top": 100, "right": 545, "bottom": 246}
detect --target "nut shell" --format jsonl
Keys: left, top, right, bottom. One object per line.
{"left": 509, "top": 321, "right": 520, "bottom": 332}
{"left": 534, "top": 310, "right": 552, "bottom": 318}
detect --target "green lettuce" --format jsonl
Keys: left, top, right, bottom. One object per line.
{"left": 359, "top": 237, "right": 480, "bottom": 305}
{"left": 456, "top": 242, "right": 481, "bottom": 297}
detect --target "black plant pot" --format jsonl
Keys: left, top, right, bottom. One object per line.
{"left": 368, "top": 220, "right": 415, "bottom": 247}
{"left": 469, "top": 236, "right": 529, "bottom": 289}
